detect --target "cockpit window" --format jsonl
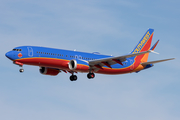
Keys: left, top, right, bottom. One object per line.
{"left": 12, "top": 49, "right": 22, "bottom": 51}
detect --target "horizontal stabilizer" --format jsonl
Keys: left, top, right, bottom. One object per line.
{"left": 141, "top": 58, "right": 175, "bottom": 66}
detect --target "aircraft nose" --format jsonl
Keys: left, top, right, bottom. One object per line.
{"left": 5, "top": 51, "right": 13, "bottom": 60}
{"left": 5, "top": 52, "right": 10, "bottom": 58}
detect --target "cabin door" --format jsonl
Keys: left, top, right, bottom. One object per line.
{"left": 27, "top": 47, "right": 33, "bottom": 57}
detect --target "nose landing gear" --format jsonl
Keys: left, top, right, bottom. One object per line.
{"left": 19, "top": 68, "right": 24, "bottom": 73}
{"left": 13, "top": 61, "right": 24, "bottom": 73}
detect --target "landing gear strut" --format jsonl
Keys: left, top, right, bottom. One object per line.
{"left": 87, "top": 73, "right": 95, "bottom": 79}
{"left": 13, "top": 61, "right": 24, "bottom": 73}
{"left": 19, "top": 66, "right": 24, "bottom": 73}
{"left": 70, "top": 72, "right": 77, "bottom": 81}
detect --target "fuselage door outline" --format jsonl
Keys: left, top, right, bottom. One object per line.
{"left": 27, "top": 47, "right": 33, "bottom": 57}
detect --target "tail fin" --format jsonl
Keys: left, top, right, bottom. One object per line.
{"left": 131, "top": 28, "right": 154, "bottom": 62}
{"left": 131, "top": 28, "right": 154, "bottom": 54}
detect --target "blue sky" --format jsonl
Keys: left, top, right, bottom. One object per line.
{"left": 0, "top": 0, "right": 180, "bottom": 120}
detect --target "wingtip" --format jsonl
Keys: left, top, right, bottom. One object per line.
{"left": 150, "top": 40, "right": 160, "bottom": 51}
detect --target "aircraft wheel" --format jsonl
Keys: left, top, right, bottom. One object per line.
{"left": 70, "top": 75, "right": 77, "bottom": 81}
{"left": 73, "top": 75, "right": 77, "bottom": 81}
{"left": 19, "top": 69, "right": 24, "bottom": 73}
{"left": 87, "top": 73, "right": 95, "bottom": 79}
{"left": 70, "top": 75, "right": 74, "bottom": 81}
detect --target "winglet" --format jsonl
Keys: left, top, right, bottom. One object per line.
{"left": 150, "top": 40, "right": 159, "bottom": 51}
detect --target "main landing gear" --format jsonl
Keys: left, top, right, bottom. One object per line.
{"left": 69, "top": 72, "right": 95, "bottom": 81}
{"left": 70, "top": 73, "right": 77, "bottom": 81}
{"left": 87, "top": 73, "right": 95, "bottom": 79}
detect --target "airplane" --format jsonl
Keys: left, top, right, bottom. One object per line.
{"left": 5, "top": 28, "right": 175, "bottom": 81}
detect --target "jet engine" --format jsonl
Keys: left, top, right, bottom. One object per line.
{"left": 39, "top": 67, "right": 60, "bottom": 76}
{"left": 68, "top": 59, "right": 89, "bottom": 71}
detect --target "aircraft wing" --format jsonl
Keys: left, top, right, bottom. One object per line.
{"left": 89, "top": 50, "right": 152, "bottom": 71}
{"left": 141, "top": 58, "right": 175, "bottom": 66}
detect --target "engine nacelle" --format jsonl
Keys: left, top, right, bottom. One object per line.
{"left": 39, "top": 67, "right": 60, "bottom": 76}
{"left": 68, "top": 59, "right": 89, "bottom": 71}
{"left": 68, "top": 59, "right": 77, "bottom": 70}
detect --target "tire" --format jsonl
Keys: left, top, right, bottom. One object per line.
{"left": 70, "top": 75, "right": 77, "bottom": 81}
{"left": 87, "top": 73, "right": 95, "bottom": 79}
{"left": 73, "top": 75, "right": 77, "bottom": 81}
{"left": 70, "top": 75, "right": 74, "bottom": 81}
{"left": 19, "top": 69, "right": 24, "bottom": 73}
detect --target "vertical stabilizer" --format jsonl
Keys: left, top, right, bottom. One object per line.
{"left": 131, "top": 28, "right": 154, "bottom": 54}
{"left": 131, "top": 28, "right": 154, "bottom": 63}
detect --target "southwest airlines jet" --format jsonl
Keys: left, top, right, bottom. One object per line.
{"left": 5, "top": 29, "right": 174, "bottom": 81}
